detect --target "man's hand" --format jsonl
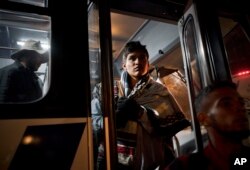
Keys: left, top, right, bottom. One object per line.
{"left": 115, "top": 97, "right": 143, "bottom": 127}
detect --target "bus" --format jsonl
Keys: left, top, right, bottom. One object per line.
{"left": 0, "top": 0, "right": 249, "bottom": 169}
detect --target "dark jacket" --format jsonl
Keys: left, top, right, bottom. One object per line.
{"left": 0, "top": 61, "right": 43, "bottom": 103}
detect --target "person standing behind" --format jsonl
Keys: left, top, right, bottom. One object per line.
{"left": 0, "top": 40, "right": 48, "bottom": 103}
{"left": 165, "top": 81, "right": 250, "bottom": 170}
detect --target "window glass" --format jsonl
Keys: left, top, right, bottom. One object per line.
{"left": 9, "top": 0, "right": 48, "bottom": 7}
{"left": 179, "top": 15, "right": 205, "bottom": 155}
{"left": 0, "top": 10, "right": 51, "bottom": 103}
{"left": 184, "top": 15, "right": 202, "bottom": 96}
{"left": 88, "top": 3, "right": 105, "bottom": 169}
{"left": 220, "top": 17, "right": 250, "bottom": 115}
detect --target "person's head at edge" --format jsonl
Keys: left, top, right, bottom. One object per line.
{"left": 122, "top": 41, "right": 149, "bottom": 84}
{"left": 10, "top": 40, "right": 48, "bottom": 71}
{"left": 195, "top": 80, "right": 249, "bottom": 142}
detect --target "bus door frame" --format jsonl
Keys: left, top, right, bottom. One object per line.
{"left": 88, "top": 0, "right": 118, "bottom": 169}
{"left": 178, "top": 0, "right": 231, "bottom": 153}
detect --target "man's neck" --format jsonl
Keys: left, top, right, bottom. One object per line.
{"left": 129, "top": 77, "right": 139, "bottom": 89}
{"left": 208, "top": 129, "right": 244, "bottom": 158}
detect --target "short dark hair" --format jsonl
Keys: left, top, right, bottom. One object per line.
{"left": 195, "top": 80, "right": 237, "bottom": 113}
{"left": 123, "top": 41, "right": 149, "bottom": 61}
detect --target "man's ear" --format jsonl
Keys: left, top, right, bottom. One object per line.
{"left": 197, "top": 112, "right": 210, "bottom": 126}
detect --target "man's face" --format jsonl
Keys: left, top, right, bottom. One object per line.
{"left": 26, "top": 53, "right": 43, "bottom": 71}
{"left": 205, "top": 87, "right": 249, "bottom": 139}
{"left": 122, "top": 50, "right": 149, "bottom": 80}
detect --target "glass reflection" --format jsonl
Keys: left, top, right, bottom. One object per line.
{"left": 9, "top": 0, "right": 48, "bottom": 7}
{"left": 184, "top": 16, "right": 202, "bottom": 96}
{"left": 88, "top": 3, "right": 105, "bottom": 170}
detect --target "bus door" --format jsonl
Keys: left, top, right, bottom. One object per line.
{"left": 178, "top": 0, "right": 250, "bottom": 154}
{"left": 177, "top": 0, "right": 231, "bottom": 153}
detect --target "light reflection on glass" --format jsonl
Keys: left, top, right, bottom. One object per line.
{"left": 22, "top": 135, "right": 41, "bottom": 145}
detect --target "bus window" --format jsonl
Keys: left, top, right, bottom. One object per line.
{"left": 220, "top": 17, "right": 250, "bottom": 115}
{"left": 0, "top": 10, "right": 51, "bottom": 103}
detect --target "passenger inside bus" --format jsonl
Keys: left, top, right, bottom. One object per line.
{"left": 92, "top": 41, "right": 190, "bottom": 170}
{"left": 165, "top": 81, "right": 250, "bottom": 170}
{"left": 0, "top": 40, "right": 48, "bottom": 103}
{"left": 91, "top": 82, "right": 103, "bottom": 169}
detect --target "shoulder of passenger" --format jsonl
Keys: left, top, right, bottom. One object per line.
{"left": 148, "top": 79, "right": 169, "bottom": 92}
